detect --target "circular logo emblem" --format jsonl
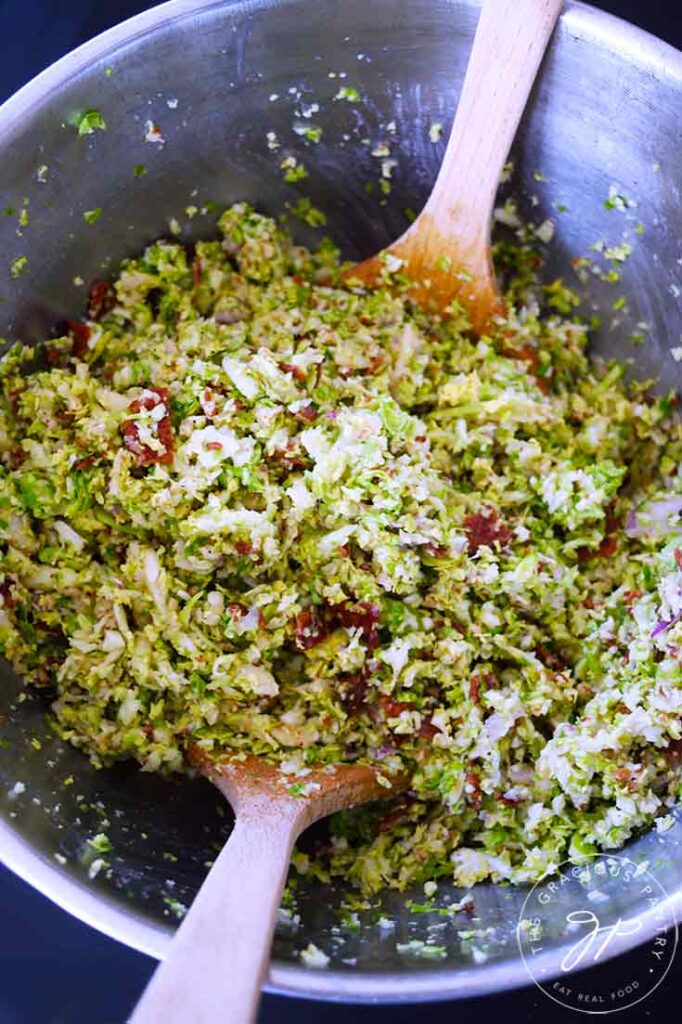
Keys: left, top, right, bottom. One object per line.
{"left": 517, "top": 854, "right": 678, "bottom": 1014}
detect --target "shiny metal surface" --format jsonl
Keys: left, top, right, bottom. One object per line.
{"left": 0, "top": 0, "right": 680, "bottom": 1004}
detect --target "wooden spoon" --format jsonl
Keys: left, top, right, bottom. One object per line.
{"left": 130, "top": 751, "right": 402, "bottom": 1024}
{"left": 344, "top": 0, "right": 563, "bottom": 334}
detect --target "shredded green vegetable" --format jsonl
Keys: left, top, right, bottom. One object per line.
{"left": 0, "top": 203, "right": 680, "bottom": 892}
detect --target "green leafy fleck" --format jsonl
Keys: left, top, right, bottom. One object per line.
{"left": 304, "top": 126, "right": 323, "bottom": 144}
{"left": 83, "top": 208, "right": 102, "bottom": 225}
{"left": 334, "top": 86, "right": 360, "bottom": 102}
{"left": 77, "top": 109, "right": 107, "bottom": 136}
{"left": 288, "top": 197, "right": 327, "bottom": 228}
{"left": 280, "top": 158, "right": 308, "bottom": 184}
{"left": 163, "top": 896, "right": 188, "bottom": 919}
{"left": 87, "top": 832, "right": 113, "bottom": 854}
{"left": 10, "top": 256, "right": 28, "bottom": 280}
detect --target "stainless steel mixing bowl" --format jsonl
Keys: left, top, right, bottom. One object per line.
{"left": 0, "top": 0, "right": 680, "bottom": 1004}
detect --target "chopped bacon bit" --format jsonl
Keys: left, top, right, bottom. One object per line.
{"left": 337, "top": 669, "right": 368, "bottom": 714}
{"left": 233, "top": 540, "right": 252, "bottom": 556}
{"left": 272, "top": 443, "right": 310, "bottom": 470}
{"left": 577, "top": 532, "right": 618, "bottom": 565}
{"left": 205, "top": 441, "right": 223, "bottom": 451}
{"left": 593, "top": 534, "right": 618, "bottom": 559}
{"left": 463, "top": 507, "right": 513, "bottom": 554}
{"left": 126, "top": 387, "right": 170, "bottom": 417}
{"left": 498, "top": 793, "right": 523, "bottom": 807}
{"left": 614, "top": 765, "right": 638, "bottom": 792}
{"left": 73, "top": 455, "right": 96, "bottom": 470}
{"left": 67, "top": 320, "right": 91, "bottom": 359}
{"left": 535, "top": 644, "right": 566, "bottom": 672}
{"left": 278, "top": 362, "right": 307, "bottom": 382}
{"left": 0, "top": 576, "right": 17, "bottom": 609}
{"left": 192, "top": 255, "right": 202, "bottom": 287}
{"left": 338, "top": 545, "right": 349, "bottom": 558}
{"left": 121, "top": 387, "right": 174, "bottom": 466}
{"left": 577, "top": 505, "right": 621, "bottom": 562}
{"left": 291, "top": 275, "right": 305, "bottom": 286}
{"left": 465, "top": 770, "right": 482, "bottom": 810}
{"left": 336, "top": 601, "right": 381, "bottom": 651}
{"left": 88, "top": 279, "right": 115, "bottom": 320}
{"left": 380, "top": 695, "right": 413, "bottom": 719}
{"left": 423, "top": 542, "right": 448, "bottom": 558}
{"left": 675, "top": 549, "right": 682, "bottom": 570}
{"left": 604, "top": 505, "right": 621, "bottom": 535}
{"left": 292, "top": 402, "right": 318, "bottom": 423}
{"left": 227, "top": 602, "right": 247, "bottom": 620}
{"left": 337, "top": 358, "right": 382, "bottom": 378}
{"left": 294, "top": 607, "right": 329, "bottom": 650}
{"left": 419, "top": 715, "right": 439, "bottom": 741}
{"left": 9, "top": 445, "right": 26, "bottom": 469}
{"left": 293, "top": 601, "right": 381, "bottom": 655}
{"left": 45, "top": 345, "right": 62, "bottom": 367}
{"left": 664, "top": 738, "right": 682, "bottom": 765}
{"left": 363, "top": 354, "right": 384, "bottom": 376}
{"left": 469, "top": 676, "right": 481, "bottom": 704}
{"left": 623, "top": 589, "right": 643, "bottom": 611}
{"left": 582, "top": 596, "right": 594, "bottom": 609}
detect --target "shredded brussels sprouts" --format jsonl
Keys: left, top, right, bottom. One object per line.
{"left": 0, "top": 203, "right": 680, "bottom": 892}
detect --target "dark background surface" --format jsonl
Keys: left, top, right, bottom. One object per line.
{"left": 0, "top": 1, "right": 680, "bottom": 1022}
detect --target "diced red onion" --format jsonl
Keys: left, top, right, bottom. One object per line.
{"left": 652, "top": 613, "right": 681, "bottom": 639}
{"left": 625, "top": 497, "right": 682, "bottom": 539}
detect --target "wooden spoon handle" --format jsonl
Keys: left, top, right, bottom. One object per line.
{"left": 129, "top": 809, "right": 299, "bottom": 1024}
{"left": 422, "top": 0, "right": 562, "bottom": 243}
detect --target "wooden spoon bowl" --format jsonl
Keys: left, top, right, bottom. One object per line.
{"left": 131, "top": 749, "right": 403, "bottom": 1024}
{"left": 344, "top": 0, "right": 563, "bottom": 334}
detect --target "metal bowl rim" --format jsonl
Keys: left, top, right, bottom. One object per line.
{"left": 0, "top": 0, "right": 680, "bottom": 1003}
